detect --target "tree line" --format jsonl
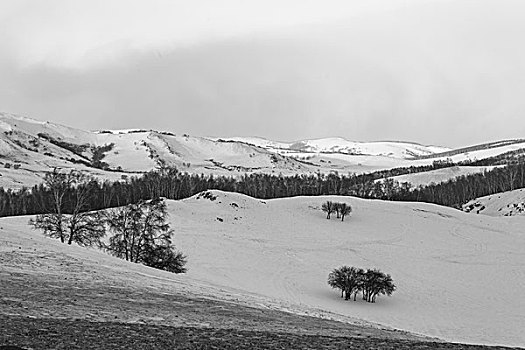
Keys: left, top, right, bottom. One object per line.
{"left": 328, "top": 266, "right": 396, "bottom": 303}
{"left": 1, "top": 159, "right": 525, "bottom": 217}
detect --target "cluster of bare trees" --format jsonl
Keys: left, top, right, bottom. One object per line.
{"left": 29, "top": 169, "right": 105, "bottom": 246}
{"left": 105, "top": 197, "right": 187, "bottom": 273}
{"left": 321, "top": 201, "right": 352, "bottom": 221}
{"left": 30, "top": 169, "right": 186, "bottom": 273}
{"left": 328, "top": 266, "right": 396, "bottom": 303}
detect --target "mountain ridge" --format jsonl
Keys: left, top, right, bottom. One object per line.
{"left": 0, "top": 111, "right": 524, "bottom": 191}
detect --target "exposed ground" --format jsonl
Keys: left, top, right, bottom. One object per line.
{"left": 2, "top": 316, "right": 520, "bottom": 350}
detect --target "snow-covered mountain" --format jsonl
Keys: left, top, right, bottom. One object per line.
{"left": 1, "top": 111, "right": 525, "bottom": 189}
{"left": 0, "top": 113, "right": 313, "bottom": 188}
{"left": 215, "top": 136, "right": 450, "bottom": 159}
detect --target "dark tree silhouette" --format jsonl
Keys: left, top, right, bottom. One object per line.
{"left": 30, "top": 169, "right": 73, "bottom": 243}
{"left": 328, "top": 266, "right": 362, "bottom": 300}
{"left": 321, "top": 202, "right": 352, "bottom": 221}
{"left": 339, "top": 203, "right": 352, "bottom": 221}
{"left": 360, "top": 268, "right": 396, "bottom": 303}
{"left": 105, "top": 198, "right": 187, "bottom": 273}
{"left": 322, "top": 201, "right": 335, "bottom": 219}
{"left": 329, "top": 266, "right": 396, "bottom": 303}
{"left": 333, "top": 202, "right": 341, "bottom": 218}
{"left": 328, "top": 267, "right": 346, "bottom": 298}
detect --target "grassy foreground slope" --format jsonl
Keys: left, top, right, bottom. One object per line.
{"left": 1, "top": 191, "right": 524, "bottom": 348}
{"left": 0, "top": 213, "right": 432, "bottom": 350}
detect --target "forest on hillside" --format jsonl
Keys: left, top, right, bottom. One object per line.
{"left": 1, "top": 152, "right": 525, "bottom": 217}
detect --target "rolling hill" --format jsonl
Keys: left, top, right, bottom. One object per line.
{"left": 1, "top": 190, "right": 524, "bottom": 347}
{"left": 167, "top": 191, "right": 525, "bottom": 347}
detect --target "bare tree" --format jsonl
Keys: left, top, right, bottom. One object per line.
{"left": 105, "top": 198, "right": 187, "bottom": 273}
{"left": 30, "top": 169, "right": 105, "bottom": 247}
{"left": 329, "top": 266, "right": 395, "bottom": 303}
{"left": 321, "top": 201, "right": 335, "bottom": 219}
{"left": 32, "top": 169, "right": 74, "bottom": 243}
{"left": 328, "top": 267, "right": 346, "bottom": 298}
{"left": 328, "top": 266, "right": 362, "bottom": 300}
{"left": 333, "top": 202, "right": 341, "bottom": 218}
{"left": 361, "top": 268, "right": 396, "bottom": 303}
{"left": 339, "top": 203, "right": 352, "bottom": 221}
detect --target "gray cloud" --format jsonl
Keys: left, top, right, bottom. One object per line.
{"left": 1, "top": 0, "right": 525, "bottom": 147}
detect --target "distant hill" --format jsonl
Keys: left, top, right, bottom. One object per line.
{"left": 215, "top": 136, "right": 450, "bottom": 158}
{"left": 377, "top": 166, "right": 501, "bottom": 188}
{"left": 0, "top": 111, "right": 524, "bottom": 189}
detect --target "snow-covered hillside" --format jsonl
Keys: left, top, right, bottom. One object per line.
{"left": 381, "top": 166, "right": 500, "bottom": 188}
{"left": 216, "top": 136, "right": 450, "bottom": 159}
{"left": 463, "top": 188, "right": 525, "bottom": 217}
{"left": 0, "top": 113, "right": 312, "bottom": 188}
{"left": 1, "top": 111, "right": 524, "bottom": 190}
{"left": 166, "top": 191, "right": 524, "bottom": 347}
{"left": 2, "top": 190, "right": 524, "bottom": 346}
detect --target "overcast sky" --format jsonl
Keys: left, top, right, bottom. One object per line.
{"left": 1, "top": 0, "right": 525, "bottom": 147}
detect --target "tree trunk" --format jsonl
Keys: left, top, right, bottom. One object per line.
{"left": 56, "top": 214, "right": 65, "bottom": 243}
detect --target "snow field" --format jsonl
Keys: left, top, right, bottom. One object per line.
{"left": 1, "top": 190, "right": 523, "bottom": 346}
{"left": 169, "top": 191, "right": 525, "bottom": 347}
{"left": 463, "top": 188, "right": 525, "bottom": 217}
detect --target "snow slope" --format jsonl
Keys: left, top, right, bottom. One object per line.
{"left": 463, "top": 188, "right": 525, "bottom": 217}
{"left": 431, "top": 142, "right": 525, "bottom": 164}
{"left": 382, "top": 166, "right": 500, "bottom": 188}
{"left": 168, "top": 191, "right": 525, "bottom": 347}
{"left": 1, "top": 190, "right": 523, "bottom": 346}
{"left": 216, "top": 136, "right": 450, "bottom": 159}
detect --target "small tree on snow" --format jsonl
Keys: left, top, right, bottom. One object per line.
{"left": 339, "top": 203, "right": 352, "bottom": 221}
{"left": 364, "top": 269, "right": 396, "bottom": 303}
{"left": 104, "top": 198, "right": 187, "bottom": 273}
{"left": 333, "top": 202, "right": 341, "bottom": 218}
{"left": 328, "top": 266, "right": 363, "bottom": 300}
{"left": 328, "top": 266, "right": 395, "bottom": 303}
{"left": 321, "top": 201, "right": 352, "bottom": 221}
{"left": 322, "top": 201, "right": 335, "bottom": 219}
{"left": 328, "top": 267, "right": 346, "bottom": 298}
